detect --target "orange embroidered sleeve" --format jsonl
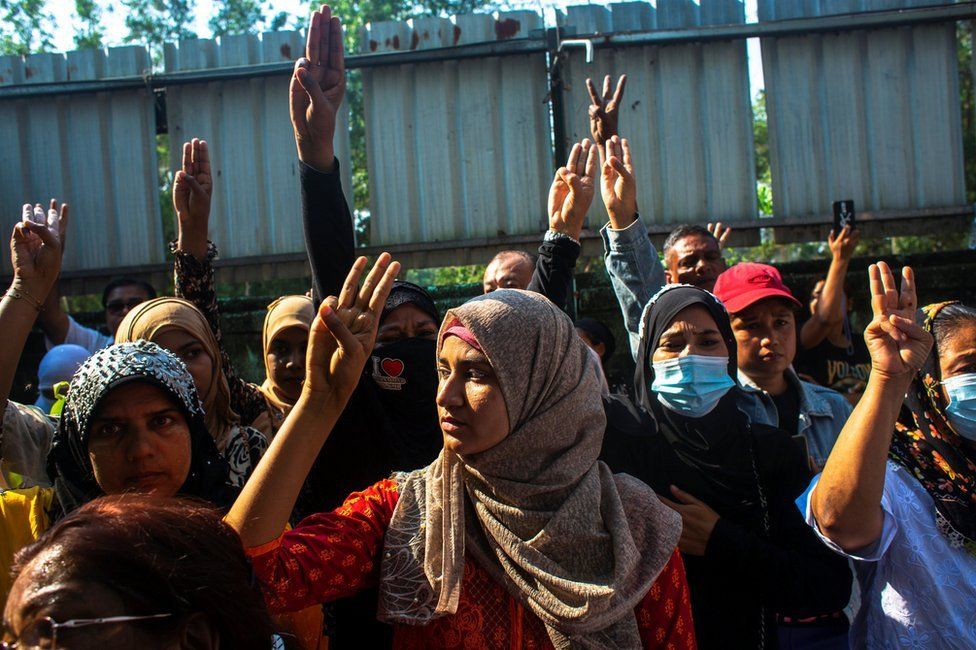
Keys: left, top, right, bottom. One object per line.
{"left": 636, "top": 549, "right": 697, "bottom": 649}
{"left": 246, "top": 478, "right": 400, "bottom": 613}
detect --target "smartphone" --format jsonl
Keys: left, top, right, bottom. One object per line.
{"left": 832, "top": 199, "right": 855, "bottom": 234}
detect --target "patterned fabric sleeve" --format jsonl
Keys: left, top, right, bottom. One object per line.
{"left": 636, "top": 549, "right": 697, "bottom": 649}
{"left": 247, "top": 478, "right": 400, "bottom": 613}
{"left": 171, "top": 241, "right": 269, "bottom": 427}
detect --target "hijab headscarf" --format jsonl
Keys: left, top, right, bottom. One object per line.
{"left": 115, "top": 297, "right": 238, "bottom": 452}
{"left": 890, "top": 301, "right": 976, "bottom": 554}
{"left": 259, "top": 295, "right": 314, "bottom": 413}
{"left": 634, "top": 284, "right": 764, "bottom": 518}
{"left": 377, "top": 289, "right": 680, "bottom": 648}
{"left": 46, "top": 340, "right": 235, "bottom": 514}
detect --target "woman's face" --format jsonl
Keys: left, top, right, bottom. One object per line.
{"left": 377, "top": 304, "right": 438, "bottom": 344}
{"left": 152, "top": 328, "right": 214, "bottom": 398}
{"left": 266, "top": 326, "right": 308, "bottom": 403}
{"left": 938, "top": 321, "right": 976, "bottom": 403}
{"left": 729, "top": 298, "right": 796, "bottom": 382}
{"left": 652, "top": 304, "right": 728, "bottom": 363}
{"left": 87, "top": 381, "right": 192, "bottom": 497}
{"left": 436, "top": 335, "right": 509, "bottom": 455}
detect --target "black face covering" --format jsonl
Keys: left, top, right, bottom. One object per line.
{"left": 369, "top": 337, "right": 441, "bottom": 471}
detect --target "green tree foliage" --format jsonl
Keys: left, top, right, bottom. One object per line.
{"left": 958, "top": 21, "right": 975, "bottom": 205}
{"left": 0, "top": 0, "right": 53, "bottom": 56}
{"left": 73, "top": 0, "right": 105, "bottom": 49}
{"left": 208, "top": 0, "right": 296, "bottom": 36}
{"left": 123, "top": 0, "right": 196, "bottom": 63}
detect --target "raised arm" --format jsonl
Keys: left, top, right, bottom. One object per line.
{"left": 599, "top": 136, "right": 665, "bottom": 358}
{"left": 36, "top": 200, "right": 70, "bottom": 345}
{"left": 800, "top": 225, "right": 859, "bottom": 349}
{"left": 226, "top": 253, "right": 399, "bottom": 547}
{"left": 527, "top": 139, "right": 597, "bottom": 309}
{"left": 810, "top": 262, "right": 932, "bottom": 552}
{"left": 2, "top": 203, "right": 66, "bottom": 409}
{"left": 292, "top": 5, "right": 355, "bottom": 306}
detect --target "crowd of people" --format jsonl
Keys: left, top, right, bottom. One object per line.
{"left": 0, "top": 5, "right": 974, "bottom": 649}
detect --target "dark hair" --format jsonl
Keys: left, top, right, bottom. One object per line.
{"left": 933, "top": 303, "right": 976, "bottom": 359}
{"left": 662, "top": 225, "right": 718, "bottom": 259}
{"left": 101, "top": 277, "right": 157, "bottom": 309}
{"left": 489, "top": 249, "right": 537, "bottom": 267}
{"left": 575, "top": 317, "right": 616, "bottom": 364}
{"left": 12, "top": 495, "right": 274, "bottom": 649}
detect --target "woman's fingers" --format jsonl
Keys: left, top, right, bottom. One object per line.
{"left": 877, "top": 261, "right": 898, "bottom": 311}
{"left": 868, "top": 263, "right": 885, "bottom": 318}
{"left": 566, "top": 142, "right": 581, "bottom": 173}
{"left": 318, "top": 302, "right": 360, "bottom": 353}
{"left": 356, "top": 252, "right": 392, "bottom": 309}
{"left": 586, "top": 77, "right": 601, "bottom": 107}
{"left": 338, "top": 256, "right": 368, "bottom": 309}
{"left": 899, "top": 266, "right": 917, "bottom": 313}
{"left": 367, "top": 259, "right": 401, "bottom": 313}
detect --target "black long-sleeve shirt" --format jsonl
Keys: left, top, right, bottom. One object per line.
{"left": 527, "top": 234, "right": 580, "bottom": 312}
{"left": 301, "top": 160, "right": 356, "bottom": 307}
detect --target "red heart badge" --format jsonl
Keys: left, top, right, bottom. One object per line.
{"left": 381, "top": 358, "right": 404, "bottom": 377}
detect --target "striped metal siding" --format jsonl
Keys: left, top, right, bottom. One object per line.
{"left": 559, "top": 0, "right": 758, "bottom": 227}
{"left": 163, "top": 31, "right": 354, "bottom": 259}
{"left": 758, "top": 0, "right": 965, "bottom": 217}
{"left": 362, "top": 12, "right": 553, "bottom": 246}
{"left": 0, "top": 47, "right": 162, "bottom": 274}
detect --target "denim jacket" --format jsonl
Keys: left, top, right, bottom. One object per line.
{"left": 601, "top": 216, "right": 666, "bottom": 360}
{"left": 737, "top": 368, "right": 853, "bottom": 471}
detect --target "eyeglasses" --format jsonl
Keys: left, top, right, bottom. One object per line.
{"left": 104, "top": 298, "right": 145, "bottom": 315}
{"left": 2, "top": 613, "right": 171, "bottom": 649}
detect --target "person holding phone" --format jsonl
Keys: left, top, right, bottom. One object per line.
{"left": 796, "top": 224, "right": 871, "bottom": 404}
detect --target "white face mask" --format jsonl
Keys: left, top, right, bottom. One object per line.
{"left": 944, "top": 373, "right": 976, "bottom": 441}
{"left": 651, "top": 355, "right": 735, "bottom": 418}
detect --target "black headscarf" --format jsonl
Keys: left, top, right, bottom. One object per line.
{"left": 633, "top": 285, "right": 763, "bottom": 518}
{"left": 575, "top": 316, "right": 616, "bottom": 364}
{"left": 382, "top": 280, "right": 440, "bottom": 323}
{"left": 47, "top": 340, "right": 237, "bottom": 515}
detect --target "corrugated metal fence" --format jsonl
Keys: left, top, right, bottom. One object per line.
{"left": 0, "top": 0, "right": 972, "bottom": 287}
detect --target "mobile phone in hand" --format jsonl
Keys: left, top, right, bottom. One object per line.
{"left": 832, "top": 199, "right": 855, "bottom": 234}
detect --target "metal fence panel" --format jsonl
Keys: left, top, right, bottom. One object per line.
{"left": 362, "top": 12, "right": 553, "bottom": 247}
{"left": 759, "top": 0, "right": 965, "bottom": 217}
{"left": 0, "top": 47, "right": 162, "bottom": 274}
{"left": 560, "top": 1, "right": 758, "bottom": 227}
{"left": 164, "top": 31, "right": 353, "bottom": 259}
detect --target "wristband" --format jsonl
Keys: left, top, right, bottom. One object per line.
{"left": 4, "top": 284, "right": 44, "bottom": 311}
{"left": 544, "top": 229, "right": 580, "bottom": 246}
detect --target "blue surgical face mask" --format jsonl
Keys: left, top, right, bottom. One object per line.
{"left": 651, "top": 355, "right": 735, "bottom": 418}
{"left": 944, "top": 372, "right": 976, "bottom": 441}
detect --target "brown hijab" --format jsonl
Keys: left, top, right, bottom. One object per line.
{"left": 377, "top": 289, "right": 680, "bottom": 648}
{"left": 115, "top": 297, "right": 239, "bottom": 452}
{"left": 259, "top": 295, "right": 314, "bottom": 414}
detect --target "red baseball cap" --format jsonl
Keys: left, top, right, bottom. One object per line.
{"left": 712, "top": 262, "right": 801, "bottom": 314}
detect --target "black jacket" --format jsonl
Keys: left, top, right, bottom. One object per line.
{"left": 600, "top": 395, "right": 853, "bottom": 649}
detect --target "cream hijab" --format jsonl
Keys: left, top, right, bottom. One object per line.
{"left": 115, "top": 297, "right": 239, "bottom": 452}
{"left": 378, "top": 290, "right": 680, "bottom": 648}
{"left": 258, "top": 295, "right": 314, "bottom": 414}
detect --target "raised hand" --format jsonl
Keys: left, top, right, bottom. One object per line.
{"left": 291, "top": 4, "right": 346, "bottom": 172}
{"left": 548, "top": 139, "right": 598, "bottom": 241}
{"left": 707, "top": 222, "right": 732, "bottom": 249}
{"left": 303, "top": 253, "right": 399, "bottom": 404}
{"left": 600, "top": 135, "right": 637, "bottom": 230}
{"left": 11, "top": 201, "right": 67, "bottom": 293}
{"left": 173, "top": 138, "right": 213, "bottom": 261}
{"left": 829, "top": 224, "right": 859, "bottom": 261}
{"left": 863, "top": 262, "right": 932, "bottom": 381}
{"left": 586, "top": 74, "right": 627, "bottom": 145}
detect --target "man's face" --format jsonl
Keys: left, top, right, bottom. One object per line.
{"left": 729, "top": 298, "right": 797, "bottom": 385}
{"left": 483, "top": 254, "right": 533, "bottom": 293}
{"left": 104, "top": 285, "right": 152, "bottom": 334}
{"left": 665, "top": 234, "right": 726, "bottom": 292}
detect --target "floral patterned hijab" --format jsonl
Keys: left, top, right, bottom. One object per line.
{"left": 890, "top": 301, "right": 976, "bottom": 554}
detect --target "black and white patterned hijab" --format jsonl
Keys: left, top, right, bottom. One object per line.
{"left": 47, "top": 340, "right": 236, "bottom": 515}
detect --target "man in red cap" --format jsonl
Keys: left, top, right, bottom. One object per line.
{"left": 713, "top": 263, "right": 853, "bottom": 473}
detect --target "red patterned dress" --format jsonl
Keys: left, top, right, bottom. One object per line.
{"left": 248, "top": 479, "right": 697, "bottom": 649}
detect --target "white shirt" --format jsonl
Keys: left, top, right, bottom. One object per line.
{"left": 45, "top": 315, "right": 113, "bottom": 355}
{"left": 807, "top": 461, "right": 976, "bottom": 648}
